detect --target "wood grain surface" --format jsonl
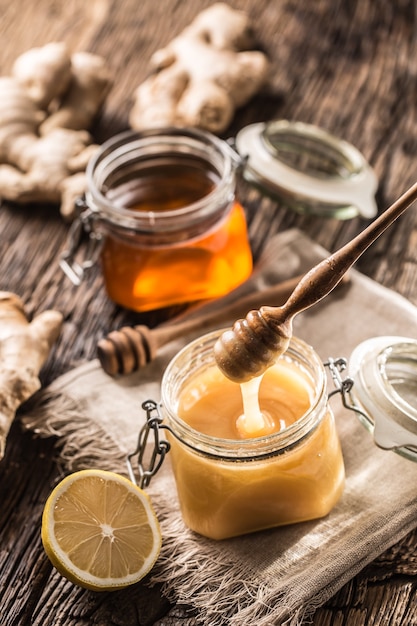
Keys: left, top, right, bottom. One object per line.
{"left": 1, "top": 1, "right": 417, "bottom": 624}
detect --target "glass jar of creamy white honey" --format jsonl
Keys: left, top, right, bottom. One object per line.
{"left": 159, "top": 330, "right": 345, "bottom": 540}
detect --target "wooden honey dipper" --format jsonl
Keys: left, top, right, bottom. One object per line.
{"left": 214, "top": 181, "right": 417, "bottom": 383}
{"left": 97, "top": 273, "right": 319, "bottom": 376}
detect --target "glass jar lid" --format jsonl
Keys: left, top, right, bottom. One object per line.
{"left": 348, "top": 336, "right": 417, "bottom": 461}
{"left": 235, "top": 120, "right": 378, "bottom": 220}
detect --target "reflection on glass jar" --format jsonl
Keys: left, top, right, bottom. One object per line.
{"left": 161, "top": 330, "right": 345, "bottom": 540}
{"left": 84, "top": 128, "right": 253, "bottom": 312}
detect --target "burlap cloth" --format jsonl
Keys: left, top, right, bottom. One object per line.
{"left": 23, "top": 229, "right": 417, "bottom": 626}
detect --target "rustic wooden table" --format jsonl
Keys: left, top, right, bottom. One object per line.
{"left": 1, "top": 1, "right": 417, "bottom": 624}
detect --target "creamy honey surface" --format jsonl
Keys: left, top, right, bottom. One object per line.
{"left": 168, "top": 359, "right": 345, "bottom": 540}
{"left": 178, "top": 360, "right": 311, "bottom": 439}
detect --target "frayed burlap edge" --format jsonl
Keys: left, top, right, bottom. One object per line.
{"left": 21, "top": 389, "right": 128, "bottom": 474}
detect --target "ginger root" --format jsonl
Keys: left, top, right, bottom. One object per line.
{"left": 0, "top": 43, "right": 112, "bottom": 220}
{"left": 0, "top": 292, "right": 63, "bottom": 461}
{"left": 12, "top": 42, "right": 73, "bottom": 109}
{"left": 129, "top": 3, "right": 269, "bottom": 134}
{"left": 40, "top": 51, "right": 114, "bottom": 134}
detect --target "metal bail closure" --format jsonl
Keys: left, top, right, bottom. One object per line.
{"left": 235, "top": 120, "right": 378, "bottom": 220}
{"left": 59, "top": 198, "right": 103, "bottom": 286}
{"left": 127, "top": 400, "right": 171, "bottom": 489}
{"left": 325, "top": 356, "right": 369, "bottom": 416}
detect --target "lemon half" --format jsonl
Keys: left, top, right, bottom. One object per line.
{"left": 41, "top": 469, "right": 161, "bottom": 591}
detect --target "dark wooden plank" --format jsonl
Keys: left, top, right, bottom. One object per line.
{"left": 1, "top": 0, "right": 417, "bottom": 624}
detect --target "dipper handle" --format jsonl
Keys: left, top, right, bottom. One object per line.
{"left": 215, "top": 181, "right": 417, "bottom": 382}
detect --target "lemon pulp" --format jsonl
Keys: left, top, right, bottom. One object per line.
{"left": 41, "top": 469, "right": 161, "bottom": 591}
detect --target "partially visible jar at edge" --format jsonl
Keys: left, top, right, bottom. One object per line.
{"left": 84, "top": 128, "right": 253, "bottom": 312}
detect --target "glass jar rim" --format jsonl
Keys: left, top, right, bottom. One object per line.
{"left": 84, "top": 127, "right": 237, "bottom": 233}
{"left": 379, "top": 342, "right": 417, "bottom": 421}
{"left": 161, "top": 331, "right": 328, "bottom": 460}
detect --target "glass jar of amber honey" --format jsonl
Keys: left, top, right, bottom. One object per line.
{"left": 157, "top": 330, "right": 345, "bottom": 540}
{"left": 61, "top": 128, "right": 252, "bottom": 312}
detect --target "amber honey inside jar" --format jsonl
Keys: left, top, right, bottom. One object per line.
{"left": 85, "top": 128, "right": 253, "bottom": 312}
{"left": 161, "top": 331, "right": 345, "bottom": 540}
{"left": 106, "top": 160, "right": 217, "bottom": 213}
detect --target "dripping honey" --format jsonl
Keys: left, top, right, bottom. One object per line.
{"left": 100, "top": 159, "right": 252, "bottom": 312}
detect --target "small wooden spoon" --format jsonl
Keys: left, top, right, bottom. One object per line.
{"left": 214, "top": 182, "right": 417, "bottom": 383}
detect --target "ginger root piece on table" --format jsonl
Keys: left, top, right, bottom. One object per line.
{"left": 40, "top": 51, "right": 114, "bottom": 134}
{"left": 0, "top": 292, "right": 63, "bottom": 461}
{"left": 0, "top": 43, "right": 112, "bottom": 220}
{"left": 129, "top": 3, "right": 269, "bottom": 134}
{"left": 12, "top": 42, "right": 73, "bottom": 108}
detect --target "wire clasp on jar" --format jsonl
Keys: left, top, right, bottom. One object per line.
{"left": 127, "top": 400, "right": 171, "bottom": 489}
{"left": 59, "top": 197, "right": 103, "bottom": 285}
{"left": 325, "top": 356, "right": 369, "bottom": 421}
